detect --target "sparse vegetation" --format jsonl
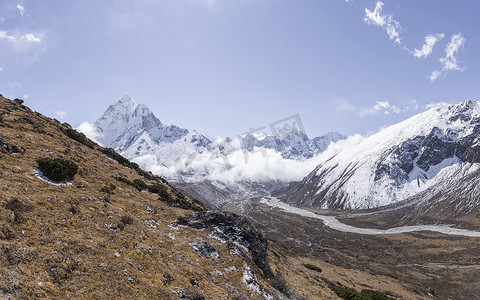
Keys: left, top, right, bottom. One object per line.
{"left": 115, "top": 176, "right": 204, "bottom": 211}
{"left": 329, "top": 284, "right": 395, "bottom": 300}
{"left": 268, "top": 272, "right": 292, "bottom": 296}
{"left": 100, "top": 183, "right": 116, "bottom": 194}
{"left": 4, "top": 198, "right": 32, "bottom": 225}
{"left": 120, "top": 215, "right": 134, "bottom": 226}
{"left": 147, "top": 183, "right": 164, "bottom": 194}
{"left": 36, "top": 157, "right": 79, "bottom": 182}
{"left": 66, "top": 129, "right": 96, "bottom": 149}
{"left": 102, "top": 147, "right": 165, "bottom": 181}
{"left": 158, "top": 192, "right": 203, "bottom": 211}
{"left": 133, "top": 179, "right": 148, "bottom": 191}
{"left": 115, "top": 176, "right": 147, "bottom": 191}
{"left": 304, "top": 263, "right": 322, "bottom": 273}
{"left": 1, "top": 136, "right": 25, "bottom": 154}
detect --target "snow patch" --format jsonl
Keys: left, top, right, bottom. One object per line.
{"left": 34, "top": 167, "right": 72, "bottom": 186}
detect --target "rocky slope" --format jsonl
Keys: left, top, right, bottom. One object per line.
{"left": 0, "top": 95, "right": 346, "bottom": 299}
{"left": 283, "top": 100, "right": 480, "bottom": 213}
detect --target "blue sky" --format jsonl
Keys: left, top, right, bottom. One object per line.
{"left": 1, "top": 0, "right": 479, "bottom": 138}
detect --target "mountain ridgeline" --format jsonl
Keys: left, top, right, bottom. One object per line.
{"left": 84, "top": 94, "right": 345, "bottom": 208}
{"left": 90, "top": 94, "right": 345, "bottom": 170}
{"left": 278, "top": 100, "right": 480, "bottom": 227}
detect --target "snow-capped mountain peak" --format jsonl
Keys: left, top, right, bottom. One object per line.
{"left": 93, "top": 95, "right": 188, "bottom": 152}
{"left": 117, "top": 93, "right": 137, "bottom": 108}
{"left": 285, "top": 100, "right": 480, "bottom": 210}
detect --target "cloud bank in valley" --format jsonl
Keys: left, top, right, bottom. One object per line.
{"left": 131, "top": 134, "right": 366, "bottom": 185}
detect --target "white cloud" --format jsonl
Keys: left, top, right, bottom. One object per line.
{"left": 56, "top": 111, "right": 66, "bottom": 119}
{"left": 364, "top": 1, "right": 401, "bottom": 44}
{"left": 429, "top": 70, "right": 441, "bottom": 82}
{"left": 413, "top": 33, "right": 445, "bottom": 58}
{"left": 338, "top": 99, "right": 419, "bottom": 117}
{"left": 0, "top": 30, "right": 45, "bottom": 52}
{"left": 425, "top": 101, "right": 449, "bottom": 109}
{"left": 405, "top": 98, "right": 419, "bottom": 111}
{"left": 17, "top": 4, "right": 24, "bottom": 16}
{"left": 133, "top": 134, "right": 366, "bottom": 185}
{"left": 360, "top": 100, "right": 402, "bottom": 116}
{"left": 0, "top": 66, "right": 3, "bottom": 72}
{"left": 77, "top": 122, "right": 104, "bottom": 145}
{"left": 335, "top": 99, "right": 356, "bottom": 112}
{"left": 0, "top": 29, "right": 47, "bottom": 65}
{"left": 430, "top": 33, "right": 465, "bottom": 81}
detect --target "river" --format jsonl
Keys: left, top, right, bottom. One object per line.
{"left": 260, "top": 196, "right": 480, "bottom": 238}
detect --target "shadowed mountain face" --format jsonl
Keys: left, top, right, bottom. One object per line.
{"left": 282, "top": 100, "right": 480, "bottom": 211}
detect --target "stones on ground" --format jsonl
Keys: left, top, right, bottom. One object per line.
{"left": 189, "top": 241, "right": 219, "bottom": 259}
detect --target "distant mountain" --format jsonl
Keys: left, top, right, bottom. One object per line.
{"left": 282, "top": 100, "right": 480, "bottom": 211}
{"left": 83, "top": 95, "right": 345, "bottom": 207}
{"left": 88, "top": 94, "right": 344, "bottom": 178}
{"left": 242, "top": 128, "right": 344, "bottom": 160}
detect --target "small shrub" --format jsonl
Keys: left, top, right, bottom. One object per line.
{"left": 329, "top": 284, "right": 394, "bottom": 300}
{"left": 36, "top": 157, "right": 79, "bottom": 182}
{"left": 46, "top": 258, "right": 82, "bottom": 283}
{"left": 158, "top": 192, "right": 204, "bottom": 211}
{"left": 304, "top": 263, "right": 322, "bottom": 273}
{"left": 5, "top": 198, "right": 32, "bottom": 224}
{"left": 133, "top": 179, "right": 147, "bottom": 191}
{"left": 359, "top": 289, "right": 395, "bottom": 300}
{"left": 147, "top": 184, "right": 164, "bottom": 194}
{"left": 115, "top": 176, "right": 131, "bottom": 185}
{"left": 100, "top": 183, "right": 116, "bottom": 194}
{"left": 66, "top": 129, "right": 96, "bottom": 149}
{"left": 69, "top": 205, "right": 78, "bottom": 215}
{"left": 0, "top": 225, "right": 15, "bottom": 240}
{"left": 120, "top": 215, "right": 134, "bottom": 226}
{"left": 102, "top": 147, "right": 164, "bottom": 181}
{"left": 158, "top": 189, "right": 172, "bottom": 201}
{"left": 102, "top": 148, "right": 131, "bottom": 167}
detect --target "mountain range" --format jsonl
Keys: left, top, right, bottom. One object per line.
{"left": 92, "top": 94, "right": 344, "bottom": 166}
{"left": 3, "top": 94, "right": 479, "bottom": 299}
{"left": 83, "top": 95, "right": 480, "bottom": 226}
{"left": 84, "top": 95, "right": 345, "bottom": 207}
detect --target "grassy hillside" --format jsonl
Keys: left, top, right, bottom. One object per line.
{"left": 0, "top": 95, "right": 290, "bottom": 299}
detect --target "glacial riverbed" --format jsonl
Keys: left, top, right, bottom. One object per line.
{"left": 261, "top": 196, "right": 480, "bottom": 238}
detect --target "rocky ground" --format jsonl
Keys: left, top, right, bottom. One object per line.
{"left": 240, "top": 197, "right": 480, "bottom": 299}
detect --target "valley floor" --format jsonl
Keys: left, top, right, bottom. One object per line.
{"left": 227, "top": 197, "right": 480, "bottom": 299}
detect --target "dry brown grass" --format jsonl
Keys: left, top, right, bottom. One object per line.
{"left": 0, "top": 96, "right": 302, "bottom": 299}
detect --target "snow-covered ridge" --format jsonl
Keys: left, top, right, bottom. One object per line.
{"left": 94, "top": 94, "right": 189, "bottom": 152}
{"left": 288, "top": 100, "right": 480, "bottom": 210}
{"left": 80, "top": 95, "right": 345, "bottom": 185}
